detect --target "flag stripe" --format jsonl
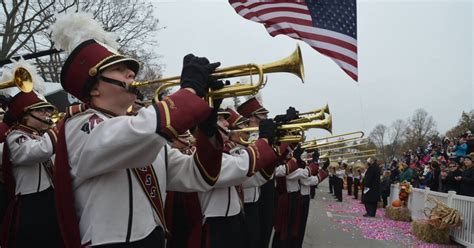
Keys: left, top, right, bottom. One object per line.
{"left": 229, "top": 0, "right": 358, "bottom": 81}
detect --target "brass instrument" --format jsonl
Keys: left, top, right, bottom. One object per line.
{"left": 335, "top": 153, "right": 377, "bottom": 162}
{"left": 318, "top": 141, "right": 369, "bottom": 153}
{"left": 300, "top": 131, "right": 365, "bottom": 149}
{"left": 230, "top": 115, "right": 332, "bottom": 143}
{"left": 50, "top": 112, "right": 65, "bottom": 124}
{"left": 131, "top": 44, "right": 305, "bottom": 102}
{"left": 319, "top": 149, "right": 377, "bottom": 160}
{"left": 298, "top": 103, "right": 330, "bottom": 116}
{"left": 303, "top": 137, "right": 368, "bottom": 150}
{"left": 0, "top": 67, "right": 34, "bottom": 92}
{"left": 288, "top": 109, "right": 326, "bottom": 124}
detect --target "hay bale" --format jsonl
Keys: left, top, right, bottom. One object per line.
{"left": 411, "top": 220, "right": 451, "bottom": 244}
{"left": 385, "top": 206, "right": 412, "bottom": 222}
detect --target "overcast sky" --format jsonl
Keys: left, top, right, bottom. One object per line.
{"left": 150, "top": 0, "right": 473, "bottom": 139}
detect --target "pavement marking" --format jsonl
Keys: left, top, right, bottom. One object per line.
{"left": 326, "top": 211, "right": 333, "bottom": 218}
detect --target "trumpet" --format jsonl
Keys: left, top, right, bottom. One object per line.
{"left": 320, "top": 149, "right": 377, "bottom": 160}
{"left": 0, "top": 67, "right": 34, "bottom": 92}
{"left": 300, "top": 131, "right": 365, "bottom": 149}
{"left": 318, "top": 141, "right": 369, "bottom": 153}
{"left": 303, "top": 137, "right": 368, "bottom": 150}
{"left": 298, "top": 104, "right": 330, "bottom": 116}
{"left": 288, "top": 108, "right": 326, "bottom": 124}
{"left": 50, "top": 112, "right": 66, "bottom": 124}
{"left": 131, "top": 44, "right": 304, "bottom": 102}
{"left": 230, "top": 115, "right": 332, "bottom": 143}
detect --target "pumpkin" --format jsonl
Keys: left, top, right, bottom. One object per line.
{"left": 392, "top": 200, "right": 402, "bottom": 207}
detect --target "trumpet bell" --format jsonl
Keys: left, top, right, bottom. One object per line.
{"left": 0, "top": 67, "right": 34, "bottom": 93}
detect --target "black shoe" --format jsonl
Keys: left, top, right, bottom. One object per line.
{"left": 363, "top": 214, "right": 369, "bottom": 217}
{"left": 337, "top": 199, "right": 343, "bottom": 202}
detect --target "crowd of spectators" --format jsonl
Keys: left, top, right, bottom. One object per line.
{"left": 385, "top": 131, "right": 474, "bottom": 197}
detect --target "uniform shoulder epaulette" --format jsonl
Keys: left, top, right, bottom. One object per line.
{"left": 66, "top": 104, "right": 88, "bottom": 118}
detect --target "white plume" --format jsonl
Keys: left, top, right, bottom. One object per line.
{"left": 221, "top": 98, "right": 236, "bottom": 110}
{"left": 50, "top": 11, "right": 118, "bottom": 52}
{"left": 238, "top": 76, "right": 264, "bottom": 104}
{"left": 0, "top": 68, "right": 13, "bottom": 96}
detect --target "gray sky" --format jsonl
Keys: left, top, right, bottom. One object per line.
{"left": 151, "top": 0, "right": 473, "bottom": 139}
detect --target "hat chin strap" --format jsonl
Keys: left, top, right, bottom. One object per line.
{"left": 29, "top": 113, "right": 54, "bottom": 126}
{"left": 99, "top": 76, "right": 140, "bottom": 96}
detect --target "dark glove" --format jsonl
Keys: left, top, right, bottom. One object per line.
{"left": 293, "top": 145, "right": 305, "bottom": 167}
{"left": 274, "top": 107, "right": 299, "bottom": 124}
{"left": 197, "top": 80, "right": 229, "bottom": 137}
{"left": 2, "top": 110, "right": 15, "bottom": 126}
{"left": 285, "top": 107, "right": 299, "bottom": 122}
{"left": 322, "top": 160, "right": 330, "bottom": 171}
{"left": 259, "top": 119, "right": 278, "bottom": 145}
{"left": 312, "top": 149, "right": 320, "bottom": 162}
{"left": 273, "top": 114, "right": 286, "bottom": 124}
{"left": 180, "top": 54, "right": 221, "bottom": 97}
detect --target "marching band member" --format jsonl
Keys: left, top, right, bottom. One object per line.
{"left": 297, "top": 152, "right": 328, "bottom": 248}
{"left": 198, "top": 104, "right": 282, "bottom": 248}
{"left": 335, "top": 161, "right": 345, "bottom": 202}
{"left": 353, "top": 160, "right": 363, "bottom": 200}
{"left": 346, "top": 162, "right": 354, "bottom": 196}
{"left": 0, "top": 94, "right": 12, "bottom": 227}
{"left": 50, "top": 12, "right": 224, "bottom": 247}
{"left": 273, "top": 145, "right": 308, "bottom": 248}
{"left": 236, "top": 95, "right": 270, "bottom": 248}
{"left": 1, "top": 90, "right": 62, "bottom": 247}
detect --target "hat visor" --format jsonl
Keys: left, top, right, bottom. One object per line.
{"left": 27, "top": 102, "right": 57, "bottom": 112}
{"left": 254, "top": 107, "right": 269, "bottom": 115}
{"left": 218, "top": 111, "right": 231, "bottom": 120}
{"left": 99, "top": 56, "right": 140, "bottom": 74}
{"left": 234, "top": 117, "right": 249, "bottom": 127}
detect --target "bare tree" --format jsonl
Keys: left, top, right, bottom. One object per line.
{"left": 0, "top": 0, "right": 77, "bottom": 60}
{"left": 445, "top": 110, "right": 474, "bottom": 138}
{"left": 1, "top": 0, "right": 163, "bottom": 96}
{"left": 386, "top": 119, "right": 406, "bottom": 161}
{"left": 404, "top": 108, "right": 438, "bottom": 151}
{"left": 369, "top": 124, "right": 388, "bottom": 162}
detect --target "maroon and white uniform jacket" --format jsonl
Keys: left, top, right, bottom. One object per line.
{"left": 6, "top": 126, "right": 56, "bottom": 195}
{"left": 62, "top": 90, "right": 222, "bottom": 246}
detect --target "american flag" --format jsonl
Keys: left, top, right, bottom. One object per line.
{"left": 229, "top": 0, "right": 358, "bottom": 81}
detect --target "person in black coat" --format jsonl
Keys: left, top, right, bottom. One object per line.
{"left": 380, "top": 170, "right": 391, "bottom": 208}
{"left": 457, "top": 154, "right": 474, "bottom": 197}
{"left": 444, "top": 161, "right": 462, "bottom": 193}
{"left": 362, "top": 157, "right": 381, "bottom": 217}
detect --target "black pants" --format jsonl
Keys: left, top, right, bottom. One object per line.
{"left": 382, "top": 195, "right": 388, "bottom": 208}
{"left": 364, "top": 202, "right": 377, "bottom": 217}
{"left": 243, "top": 202, "right": 260, "bottom": 248}
{"left": 328, "top": 176, "right": 334, "bottom": 194}
{"left": 201, "top": 214, "right": 245, "bottom": 248}
{"left": 353, "top": 178, "right": 360, "bottom": 199}
{"left": 12, "top": 187, "right": 63, "bottom": 248}
{"left": 309, "top": 186, "right": 316, "bottom": 199}
{"left": 259, "top": 180, "right": 275, "bottom": 248}
{"left": 297, "top": 195, "right": 310, "bottom": 248}
{"left": 0, "top": 183, "right": 7, "bottom": 225}
{"left": 334, "top": 178, "right": 343, "bottom": 201}
{"left": 346, "top": 177, "right": 353, "bottom": 196}
{"left": 94, "top": 226, "right": 165, "bottom": 248}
